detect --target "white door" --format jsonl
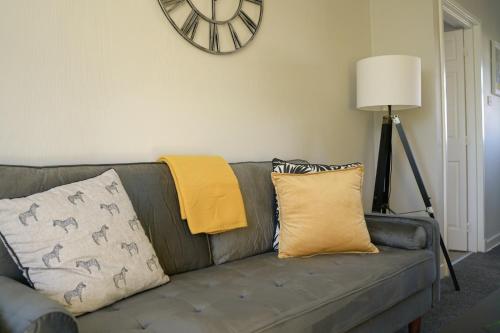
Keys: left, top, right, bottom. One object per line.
{"left": 445, "top": 29, "right": 468, "bottom": 251}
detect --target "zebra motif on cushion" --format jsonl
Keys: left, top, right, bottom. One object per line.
{"left": 121, "top": 242, "right": 139, "bottom": 256}
{"left": 76, "top": 258, "right": 101, "bottom": 274}
{"left": 146, "top": 254, "right": 159, "bottom": 272}
{"left": 128, "top": 216, "right": 140, "bottom": 231}
{"left": 53, "top": 217, "right": 78, "bottom": 233}
{"left": 113, "top": 267, "right": 128, "bottom": 288}
{"left": 64, "top": 282, "right": 86, "bottom": 306}
{"left": 18, "top": 203, "right": 39, "bottom": 226}
{"left": 92, "top": 225, "right": 109, "bottom": 245}
{"left": 100, "top": 203, "right": 120, "bottom": 216}
{"left": 42, "top": 244, "right": 63, "bottom": 268}
{"left": 67, "top": 191, "right": 85, "bottom": 205}
{"left": 105, "top": 181, "right": 119, "bottom": 195}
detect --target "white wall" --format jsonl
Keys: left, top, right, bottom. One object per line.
{"left": 369, "top": 0, "right": 500, "bottom": 251}
{"left": 369, "top": 0, "right": 445, "bottom": 227}
{"left": 0, "top": 0, "right": 376, "bottom": 208}
{"left": 453, "top": 0, "right": 500, "bottom": 248}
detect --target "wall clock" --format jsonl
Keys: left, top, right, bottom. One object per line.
{"left": 158, "top": 0, "right": 263, "bottom": 55}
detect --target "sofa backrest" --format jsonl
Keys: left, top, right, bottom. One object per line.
{"left": 0, "top": 163, "right": 212, "bottom": 284}
{"left": 209, "top": 161, "right": 276, "bottom": 265}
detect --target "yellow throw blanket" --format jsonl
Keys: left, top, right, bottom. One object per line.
{"left": 158, "top": 155, "right": 247, "bottom": 234}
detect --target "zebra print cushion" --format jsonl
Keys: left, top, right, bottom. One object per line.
{"left": 0, "top": 169, "right": 169, "bottom": 315}
{"left": 272, "top": 159, "right": 362, "bottom": 250}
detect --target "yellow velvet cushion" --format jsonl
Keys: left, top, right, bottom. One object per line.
{"left": 271, "top": 166, "right": 378, "bottom": 258}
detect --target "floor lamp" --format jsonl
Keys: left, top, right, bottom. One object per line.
{"left": 356, "top": 55, "right": 460, "bottom": 291}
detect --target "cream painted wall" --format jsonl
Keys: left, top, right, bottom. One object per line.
{"left": 0, "top": 0, "right": 375, "bottom": 207}
{"left": 369, "top": 0, "right": 445, "bottom": 227}
{"left": 452, "top": 0, "right": 500, "bottom": 246}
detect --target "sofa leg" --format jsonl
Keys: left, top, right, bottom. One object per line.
{"left": 408, "top": 317, "right": 422, "bottom": 333}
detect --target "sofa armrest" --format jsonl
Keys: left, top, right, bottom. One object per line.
{"left": 365, "top": 213, "right": 441, "bottom": 304}
{"left": 0, "top": 277, "right": 78, "bottom": 333}
{"left": 366, "top": 216, "right": 427, "bottom": 250}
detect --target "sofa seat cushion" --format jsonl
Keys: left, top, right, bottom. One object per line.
{"left": 77, "top": 246, "right": 435, "bottom": 333}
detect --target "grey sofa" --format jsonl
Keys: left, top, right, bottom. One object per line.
{"left": 0, "top": 162, "right": 439, "bottom": 333}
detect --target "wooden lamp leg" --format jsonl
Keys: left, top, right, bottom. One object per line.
{"left": 408, "top": 317, "right": 422, "bottom": 333}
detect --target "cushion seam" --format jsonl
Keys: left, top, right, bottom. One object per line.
{"left": 0, "top": 230, "right": 33, "bottom": 286}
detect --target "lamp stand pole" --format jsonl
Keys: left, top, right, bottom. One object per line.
{"left": 372, "top": 109, "right": 460, "bottom": 291}
{"left": 372, "top": 106, "right": 393, "bottom": 213}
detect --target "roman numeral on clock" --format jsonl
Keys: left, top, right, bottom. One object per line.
{"left": 181, "top": 10, "right": 199, "bottom": 40}
{"left": 239, "top": 11, "right": 257, "bottom": 34}
{"left": 160, "top": 0, "right": 185, "bottom": 13}
{"left": 209, "top": 23, "right": 220, "bottom": 52}
{"left": 228, "top": 22, "right": 241, "bottom": 49}
{"left": 209, "top": 0, "right": 219, "bottom": 51}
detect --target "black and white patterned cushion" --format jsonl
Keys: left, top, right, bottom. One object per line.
{"left": 0, "top": 169, "right": 169, "bottom": 315}
{"left": 272, "top": 158, "right": 362, "bottom": 250}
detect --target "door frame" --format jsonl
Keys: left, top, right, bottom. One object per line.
{"left": 439, "top": 0, "right": 485, "bottom": 252}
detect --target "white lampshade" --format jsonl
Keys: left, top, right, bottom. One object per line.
{"left": 356, "top": 55, "right": 421, "bottom": 111}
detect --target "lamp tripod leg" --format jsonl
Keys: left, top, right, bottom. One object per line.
{"left": 392, "top": 115, "right": 460, "bottom": 291}
{"left": 440, "top": 235, "right": 460, "bottom": 291}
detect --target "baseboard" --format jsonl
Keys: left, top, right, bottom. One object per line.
{"left": 485, "top": 232, "right": 500, "bottom": 252}
{"left": 451, "top": 251, "right": 472, "bottom": 265}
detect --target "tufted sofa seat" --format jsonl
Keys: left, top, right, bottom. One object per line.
{"left": 0, "top": 162, "right": 440, "bottom": 333}
{"left": 77, "top": 247, "right": 435, "bottom": 333}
